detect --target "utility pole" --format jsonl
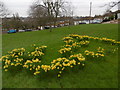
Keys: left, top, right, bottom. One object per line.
{"left": 89, "top": 2, "right": 92, "bottom": 17}
{"left": 72, "top": 10, "right": 74, "bottom": 25}
{"left": 89, "top": 2, "right": 92, "bottom": 24}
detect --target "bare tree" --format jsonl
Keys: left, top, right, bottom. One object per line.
{"left": 42, "top": 0, "right": 74, "bottom": 27}
{"left": 60, "top": 1, "right": 74, "bottom": 25}
{"left": 29, "top": 0, "right": 73, "bottom": 32}
{"left": 60, "top": 1, "right": 73, "bottom": 17}
{"left": 107, "top": 1, "right": 120, "bottom": 11}
{"left": 0, "top": 1, "right": 10, "bottom": 32}
{"left": 42, "top": 0, "right": 63, "bottom": 32}
{"left": 10, "top": 13, "right": 23, "bottom": 31}
{"left": 0, "top": 1, "right": 10, "bottom": 17}
{"left": 29, "top": 3, "right": 48, "bottom": 29}
{"left": 101, "top": 1, "right": 120, "bottom": 13}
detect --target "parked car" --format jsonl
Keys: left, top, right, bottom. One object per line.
{"left": 79, "top": 22, "right": 86, "bottom": 24}
{"left": 44, "top": 26, "right": 50, "bottom": 29}
{"left": 7, "top": 29, "right": 16, "bottom": 34}
{"left": 91, "top": 21, "right": 101, "bottom": 24}
{"left": 25, "top": 29, "right": 32, "bottom": 32}
{"left": 18, "top": 29, "right": 25, "bottom": 32}
{"left": 91, "top": 20, "right": 102, "bottom": 24}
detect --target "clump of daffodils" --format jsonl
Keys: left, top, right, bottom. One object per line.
{"left": 7, "top": 48, "right": 25, "bottom": 58}
{"left": 1, "top": 48, "right": 26, "bottom": 71}
{"left": 22, "top": 45, "right": 47, "bottom": 75}
{"left": 84, "top": 47, "right": 105, "bottom": 59}
{"left": 69, "top": 53, "right": 85, "bottom": 62}
{"left": 41, "top": 65, "right": 51, "bottom": 72}
{"left": 63, "top": 36, "right": 74, "bottom": 45}
{"left": 63, "top": 36, "right": 73, "bottom": 41}
{"left": 51, "top": 53, "right": 85, "bottom": 77}
{"left": 97, "top": 47, "right": 104, "bottom": 54}
{"left": 32, "top": 44, "right": 47, "bottom": 52}
{"left": 99, "top": 38, "right": 117, "bottom": 44}
{"left": 35, "top": 46, "right": 47, "bottom": 53}
{"left": 68, "top": 34, "right": 120, "bottom": 46}
{"left": 23, "top": 59, "right": 51, "bottom": 75}
{"left": 78, "top": 41, "right": 90, "bottom": 46}
{"left": 28, "top": 50, "right": 44, "bottom": 58}
{"left": 69, "top": 34, "right": 89, "bottom": 41}
{"left": 58, "top": 47, "right": 72, "bottom": 57}
{"left": 69, "top": 53, "right": 85, "bottom": 67}
{"left": 23, "top": 58, "right": 41, "bottom": 75}
{"left": 51, "top": 58, "right": 69, "bottom": 69}
{"left": 64, "top": 39, "right": 74, "bottom": 45}
{"left": 69, "top": 34, "right": 81, "bottom": 39}
{"left": 1, "top": 45, "right": 48, "bottom": 72}
{"left": 71, "top": 42, "right": 81, "bottom": 48}
{"left": 51, "top": 58, "right": 69, "bottom": 77}
{"left": 28, "top": 45, "right": 47, "bottom": 59}
{"left": 62, "top": 42, "right": 81, "bottom": 50}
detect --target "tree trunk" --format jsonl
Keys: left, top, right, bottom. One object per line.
{"left": 50, "top": 24, "right": 52, "bottom": 32}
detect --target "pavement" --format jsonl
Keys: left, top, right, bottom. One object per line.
{"left": 2, "top": 30, "right": 7, "bottom": 34}
{"left": 102, "top": 20, "right": 119, "bottom": 24}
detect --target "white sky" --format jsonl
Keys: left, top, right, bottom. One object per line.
{"left": 1, "top": 0, "right": 119, "bottom": 17}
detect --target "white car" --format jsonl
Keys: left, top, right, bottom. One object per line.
{"left": 19, "top": 30, "right": 25, "bottom": 32}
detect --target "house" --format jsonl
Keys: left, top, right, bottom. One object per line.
{"left": 73, "top": 16, "right": 95, "bottom": 25}
{"left": 93, "top": 15, "right": 104, "bottom": 23}
{"left": 103, "top": 10, "right": 120, "bottom": 20}
{"left": 114, "top": 10, "right": 120, "bottom": 19}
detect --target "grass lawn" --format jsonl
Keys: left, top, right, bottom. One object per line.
{"left": 2, "top": 24, "right": 118, "bottom": 88}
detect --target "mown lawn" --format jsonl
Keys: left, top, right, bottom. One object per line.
{"left": 2, "top": 24, "right": 118, "bottom": 88}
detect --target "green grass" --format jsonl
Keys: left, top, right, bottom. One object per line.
{"left": 2, "top": 24, "right": 118, "bottom": 88}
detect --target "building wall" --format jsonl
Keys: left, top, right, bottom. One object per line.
{"left": 117, "top": 13, "right": 120, "bottom": 19}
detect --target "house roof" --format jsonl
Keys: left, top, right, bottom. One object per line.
{"left": 103, "top": 10, "right": 120, "bottom": 17}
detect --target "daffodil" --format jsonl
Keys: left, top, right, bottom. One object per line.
{"left": 5, "top": 69, "right": 8, "bottom": 72}
{"left": 58, "top": 74, "right": 61, "bottom": 77}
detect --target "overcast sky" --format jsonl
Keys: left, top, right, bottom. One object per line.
{"left": 2, "top": 0, "right": 118, "bottom": 17}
